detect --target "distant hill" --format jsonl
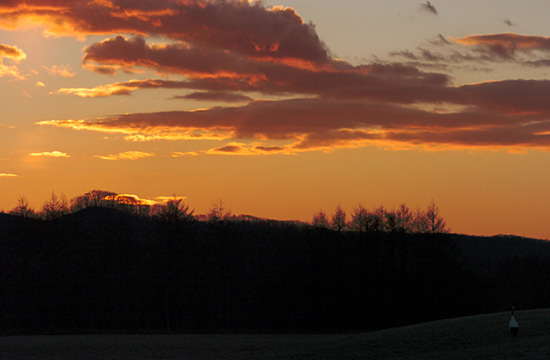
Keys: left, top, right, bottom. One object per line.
{"left": 1, "top": 207, "right": 550, "bottom": 334}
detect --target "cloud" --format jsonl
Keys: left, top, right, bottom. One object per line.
{"left": 35, "top": 81, "right": 45, "bottom": 87}
{"left": 0, "top": 0, "right": 329, "bottom": 63}
{"left": 29, "top": 151, "right": 70, "bottom": 157}
{"left": 154, "top": 195, "right": 187, "bottom": 203}
{"left": 452, "top": 33, "right": 550, "bottom": 60}
{"left": 392, "top": 32, "right": 550, "bottom": 72}
{"left": 420, "top": 1, "right": 437, "bottom": 15}
{"left": 171, "top": 151, "right": 199, "bottom": 157}
{"left": 172, "top": 91, "right": 253, "bottom": 103}
{"left": 0, "top": 173, "right": 18, "bottom": 178}
{"left": 44, "top": 64, "right": 76, "bottom": 77}
{"left": 54, "top": 61, "right": 451, "bottom": 106}
{"left": 51, "top": 83, "right": 136, "bottom": 97}
{"left": 0, "top": 43, "right": 26, "bottom": 79}
{"left": 0, "top": 43, "right": 26, "bottom": 60}
{"left": 95, "top": 150, "right": 155, "bottom": 160}
{"left": 103, "top": 193, "right": 157, "bottom": 206}
{"left": 8, "top": 1, "right": 550, "bottom": 154}
{"left": 37, "top": 88, "right": 550, "bottom": 153}
{"left": 206, "top": 142, "right": 289, "bottom": 156}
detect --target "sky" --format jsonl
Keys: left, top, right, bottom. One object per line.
{"left": 1, "top": 0, "right": 550, "bottom": 239}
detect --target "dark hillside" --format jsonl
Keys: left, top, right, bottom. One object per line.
{"left": 1, "top": 208, "right": 550, "bottom": 334}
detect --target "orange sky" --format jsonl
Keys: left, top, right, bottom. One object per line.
{"left": 2, "top": 0, "right": 550, "bottom": 239}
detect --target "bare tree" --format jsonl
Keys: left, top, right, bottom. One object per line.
{"left": 312, "top": 209, "right": 329, "bottom": 229}
{"left": 9, "top": 195, "right": 36, "bottom": 218}
{"left": 208, "top": 198, "right": 232, "bottom": 222}
{"left": 41, "top": 191, "right": 69, "bottom": 220}
{"left": 425, "top": 199, "right": 450, "bottom": 234}
{"left": 396, "top": 203, "right": 414, "bottom": 233}
{"left": 385, "top": 211, "right": 398, "bottom": 232}
{"left": 350, "top": 204, "right": 368, "bottom": 233}
{"left": 413, "top": 205, "right": 429, "bottom": 233}
{"left": 331, "top": 204, "right": 347, "bottom": 232}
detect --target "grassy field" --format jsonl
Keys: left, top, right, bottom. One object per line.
{"left": 1, "top": 308, "right": 549, "bottom": 359}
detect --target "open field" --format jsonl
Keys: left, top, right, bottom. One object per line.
{"left": 1, "top": 308, "right": 549, "bottom": 360}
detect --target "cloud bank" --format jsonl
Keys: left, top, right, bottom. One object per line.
{"left": 4, "top": 0, "right": 550, "bottom": 153}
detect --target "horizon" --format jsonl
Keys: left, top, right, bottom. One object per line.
{"left": 2, "top": 1, "right": 550, "bottom": 239}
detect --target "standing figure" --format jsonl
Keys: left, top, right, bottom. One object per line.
{"left": 509, "top": 307, "right": 519, "bottom": 338}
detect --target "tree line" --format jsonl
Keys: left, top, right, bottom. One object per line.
{"left": 6, "top": 190, "right": 198, "bottom": 222}
{"left": 5, "top": 190, "right": 449, "bottom": 234}
{"left": 312, "top": 200, "right": 449, "bottom": 234}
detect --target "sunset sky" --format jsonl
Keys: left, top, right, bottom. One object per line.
{"left": 2, "top": 0, "right": 550, "bottom": 238}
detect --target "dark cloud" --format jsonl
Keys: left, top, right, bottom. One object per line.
{"left": 210, "top": 145, "right": 243, "bottom": 154}
{"left": 504, "top": 18, "right": 514, "bottom": 27}
{"left": 172, "top": 92, "right": 253, "bottom": 103}
{"left": 38, "top": 94, "right": 550, "bottom": 151}
{"left": 420, "top": 1, "right": 437, "bottom": 15}
{"left": 0, "top": 0, "right": 330, "bottom": 64}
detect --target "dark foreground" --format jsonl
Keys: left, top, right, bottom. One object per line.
{"left": 1, "top": 309, "right": 549, "bottom": 360}
{"left": 3, "top": 208, "right": 550, "bottom": 334}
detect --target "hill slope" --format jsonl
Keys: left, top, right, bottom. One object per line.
{"left": 1, "top": 309, "right": 549, "bottom": 359}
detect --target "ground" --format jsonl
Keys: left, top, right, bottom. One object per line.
{"left": 1, "top": 309, "right": 549, "bottom": 359}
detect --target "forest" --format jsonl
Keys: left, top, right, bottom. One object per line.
{"left": 1, "top": 190, "right": 549, "bottom": 334}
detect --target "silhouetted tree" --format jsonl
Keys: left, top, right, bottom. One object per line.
{"left": 331, "top": 204, "right": 347, "bottom": 232}
{"left": 367, "top": 206, "right": 386, "bottom": 232}
{"left": 425, "top": 199, "right": 449, "bottom": 234}
{"left": 153, "top": 196, "right": 194, "bottom": 222}
{"left": 385, "top": 211, "right": 398, "bottom": 232}
{"left": 70, "top": 190, "right": 117, "bottom": 211}
{"left": 312, "top": 209, "right": 329, "bottom": 228}
{"left": 413, "top": 206, "right": 429, "bottom": 233}
{"left": 208, "top": 198, "right": 231, "bottom": 222}
{"left": 396, "top": 203, "right": 414, "bottom": 233}
{"left": 9, "top": 195, "right": 36, "bottom": 218}
{"left": 41, "top": 191, "right": 69, "bottom": 220}
{"left": 350, "top": 204, "right": 368, "bottom": 233}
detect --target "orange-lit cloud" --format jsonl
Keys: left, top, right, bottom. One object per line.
{"left": 103, "top": 193, "right": 157, "bottom": 206}
{"left": 0, "top": 43, "right": 26, "bottom": 61}
{"left": 8, "top": 0, "right": 550, "bottom": 153}
{"left": 0, "top": 173, "right": 18, "bottom": 178}
{"left": 35, "top": 81, "right": 45, "bottom": 87}
{"left": 29, "top": 151, "right": 70, "bottom": 157}
{"left": 0, "top": 43, "right": 26, "bottom": 79}
{"left": 37, "top": 95, "right": 550, "bottom": 152}
{"left": 51, "top": 83, "right": 136, "bottom": 97}
{"left": 95, "top": 150, "right": 155, "bottom": 160}
{"left": 453, "top": 33, "right": 550, "bottom": 51}
{"left": 171, "top": 151, "right": 199, "bottom": 157}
